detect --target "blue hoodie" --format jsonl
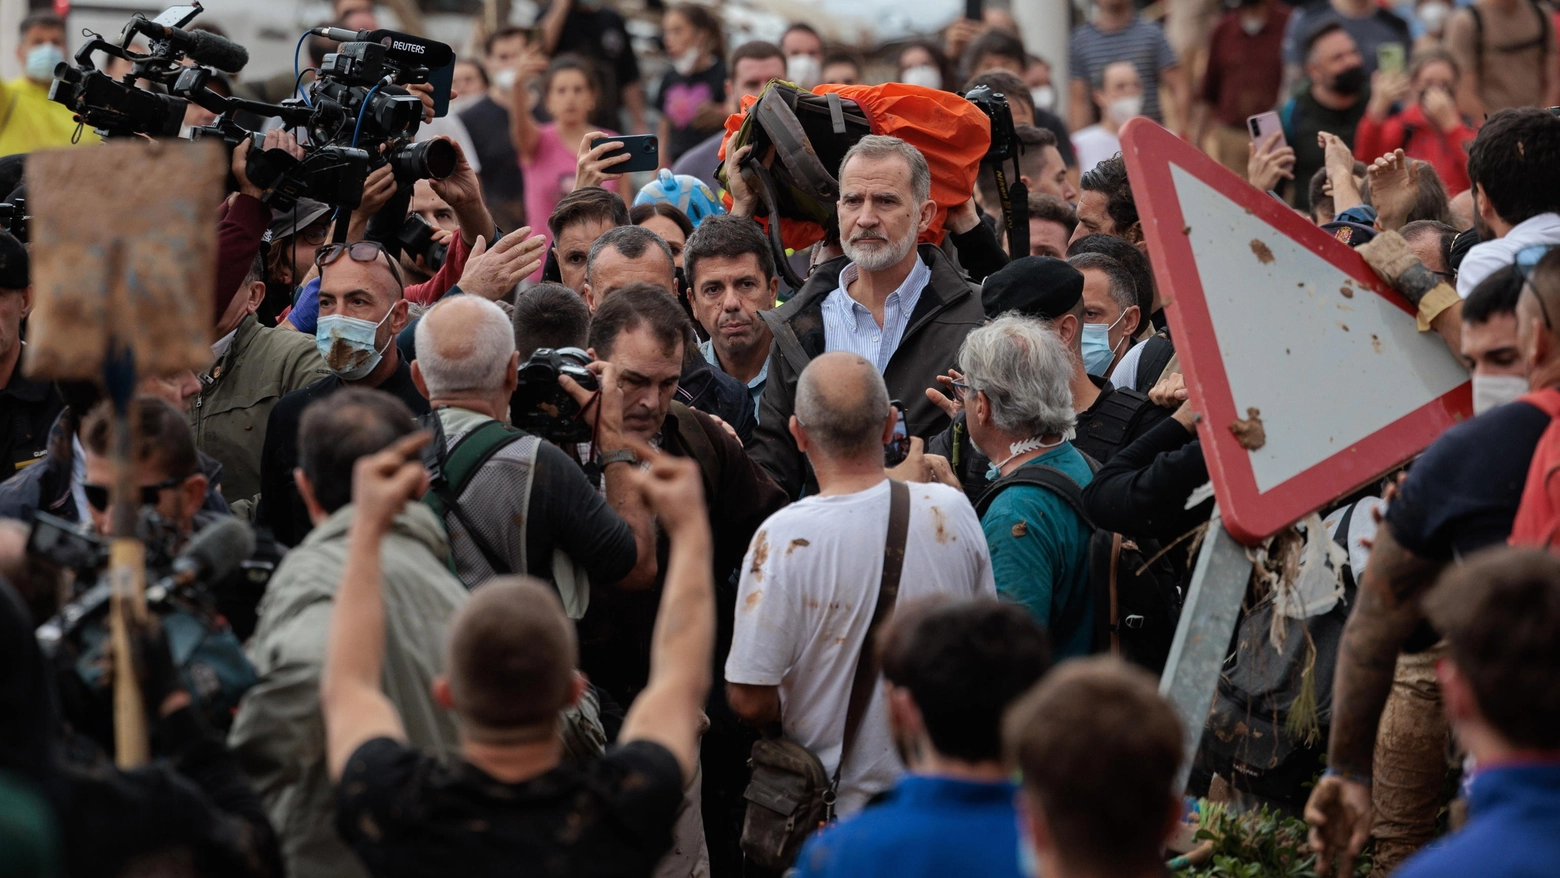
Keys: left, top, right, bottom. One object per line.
{"left": 1396, "top": 763, "right": 1560, "bottom": 878}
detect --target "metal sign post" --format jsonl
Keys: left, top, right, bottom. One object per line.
{"left": 1160, "top": 511, "right": 1249, "bottom": 791}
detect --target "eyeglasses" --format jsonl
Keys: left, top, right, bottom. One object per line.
{"left": 950, "top": 380, "right": 974, "bottom": 400}
{"left": 296, "top": 224, "right": 331, "bottom": 246}
{"left": 82, "top": 475, "right": 189, "bottom": 513}
{"left": 1517, "top": 244, "right": 1559, "bottom": 329}
{"left": 315, "top": 241, "right": 404, "bottom": 287}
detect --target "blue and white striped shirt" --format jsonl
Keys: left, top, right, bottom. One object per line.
{"left": 821, "top": 257, "right": 932, "bottom": 374}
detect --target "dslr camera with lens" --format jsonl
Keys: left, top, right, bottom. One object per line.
{"left": 511, "top": 347, "right": 599, "bottom": 445}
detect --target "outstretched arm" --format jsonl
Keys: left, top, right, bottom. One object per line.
{"left": 321, "top": 432, "right": 431, "bottom": 780}
{"left": 617, "top": 443, "right": 716, "bottom": 783}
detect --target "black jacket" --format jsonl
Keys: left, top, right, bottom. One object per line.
{"left": 1082, "top": 415, "right": 1211, "bottom": 543}
{"left": 750, "top": 245, "right": 985, "bottom": 499}
{"left": 256, "top": 355, "right": 430, "bottom": 547}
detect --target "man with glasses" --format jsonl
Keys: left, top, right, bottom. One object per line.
{"left": 78, "top": 396, "right": 277, "bottom": 639}
{"left": 1306, "top": 245, "right": 1560, "bottom": 875}
{"left": 258, "top": 240, "right": 428, "bottom": 548}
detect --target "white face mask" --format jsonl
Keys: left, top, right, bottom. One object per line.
{"left": 1241, "top": 14, "right": 1266, "bottom": 35}
{"left": 786, "top": 54, "right": 821, "bottom": 89}
{"left": 672, "top": 46, "right": 703, "bottom": 77}
{"left": 1472, "top": 374, "right": 1529, "bottom": 416}
{"left": 1030, "top": 85, "right": 1056, "bottom": 112}
{"left": 1106, "top": 94, "right": 1143, "bottom": 125}
{"left": 492, "top": 67, "right": 518, "bottom": 92}
{"left": 899, "top": 64, "right": 943, "bottom": 90}
{"left": 1417, "top": 1, "right": 1453, "bottom": 33}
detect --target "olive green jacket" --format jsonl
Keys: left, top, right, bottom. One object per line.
{"left": 191, "top": 314, "right": 324, "bottom": 507}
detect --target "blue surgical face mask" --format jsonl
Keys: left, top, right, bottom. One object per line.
{"left": 316, "top": 310, "right": 393, "bottom": 381}
{"left": 1081, "top": 311, "right": 1129, "bottom": 376}
{"left": 26, "top": 43, "right": 65, "bottom": 83}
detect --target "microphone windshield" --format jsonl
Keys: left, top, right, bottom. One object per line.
{"left": 179, "top": 517, "right": 256, "bottom": 584}
{"left": 186, "top": 29, "right": 249, "bottom": 74}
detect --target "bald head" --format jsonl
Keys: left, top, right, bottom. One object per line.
{"left": 447, "top": 576, "right": 578, "bottom": 741}
{"left": 795, "top": 352, "right": 891, "bottom": 459}
{"left": 414, "top": 296, "right": 517, "bottom": 398}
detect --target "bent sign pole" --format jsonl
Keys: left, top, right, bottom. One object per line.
{"left": 1117, "top": 118, "right": 1472, "bottom": 784}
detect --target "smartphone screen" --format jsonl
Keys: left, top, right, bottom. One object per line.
{"left": 884, "top": 401, "right": 910, "bottom": 466}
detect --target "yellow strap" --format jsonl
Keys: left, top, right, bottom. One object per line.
{"left": 1417, "top": 283, "right": 1461, "bottom": 332}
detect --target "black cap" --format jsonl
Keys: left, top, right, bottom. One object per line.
{"left": 1449, "top": 227, "right": 1482, "bottom": 272}
{"left": 0, "top": 230, "right": 27, "bottom": 290}
{"left": 1320, "top": 220, "right": 1377, "bottom": 248}
{"left": 980, "top": 256, "right": 1084, "bottom": 320}
{"left": 267, "top": 198, "right": 332, "bottom": 242}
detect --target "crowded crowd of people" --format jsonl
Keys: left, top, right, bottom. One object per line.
{"left": 2, "top": 0, "right": 1560, "bottom": 875}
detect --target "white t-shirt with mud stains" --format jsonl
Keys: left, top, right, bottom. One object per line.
{"left": 724, "top": 479, "right": 996, "bottom": 815}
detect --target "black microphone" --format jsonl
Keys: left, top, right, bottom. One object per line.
{"left": 137, "top": 19, "right": 250, "bottom": 74}
{"left": 168, "top": 517, "right": 255, "bottom": 588}
{"left": 309, "top": 26, "right": 371, "bottom": 43}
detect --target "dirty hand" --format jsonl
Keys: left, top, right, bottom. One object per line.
{"left": 575, "top": 132, "right": 632, "bottom": 190}
{"left": 924, "top": 454, "right": 960, "bottom": 489}
{"left": 722, "top": 144, "right": 759, "bottom": 218}
{"left": 351, "top": 432, "right": 432, "bottom": 535}
{"left": 1304, "top": 773, "right": 1373, "bottom": 877}
{"left": 620, "top": 439, "right": 708, "bottom": 536}
{"left": 1318, "top": 131, "right": 1355, "bottom": 182}
{"left": 1357, "top": 230, "right": 1439, "bottom": 305}
{"left": 458, "top": 227, "right": 547, "bottom": 300}
{"left": 1366, "top": 149, "right": 1419, "bottom": 232}
{"left": 1246, "top": 132, "right": 1295, "bottom": 192}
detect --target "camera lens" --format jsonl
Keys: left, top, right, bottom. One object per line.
{"left": 389, "top": 137, "right": 458, "bottom": 180}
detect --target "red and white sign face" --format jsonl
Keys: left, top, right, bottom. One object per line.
{"left": 1118, "top": 119, "right": 1472, "bottom": 545}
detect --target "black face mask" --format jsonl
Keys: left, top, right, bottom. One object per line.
{"left": 1330, "top": 64, "right": 1367, "bottom": 96}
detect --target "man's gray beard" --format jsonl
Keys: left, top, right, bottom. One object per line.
{"left": 844, "top": 225, "right": 918, "bottom": 272}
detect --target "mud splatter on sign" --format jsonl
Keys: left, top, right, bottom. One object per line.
{"left": 1229, "top": 408, "right": 1267, "bottom": 450}
{"left": 1249, "top": 239, "right": 1275, "bottom": 264}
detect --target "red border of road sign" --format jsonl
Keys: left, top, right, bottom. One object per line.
{"left": 1118, "top": 119, "right": 1471, "bottom": 545}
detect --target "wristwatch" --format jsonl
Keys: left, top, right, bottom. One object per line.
{"left": 598, "top": 449, "right": 639, "bottom": 470}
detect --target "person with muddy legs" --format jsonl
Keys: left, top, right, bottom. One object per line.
{"left": 1305, "top": 247, "right": 1560, "bottom": 874}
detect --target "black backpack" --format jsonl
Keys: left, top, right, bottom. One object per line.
{"left": 975, "top": 463, "right": 1183, "bottom": 672}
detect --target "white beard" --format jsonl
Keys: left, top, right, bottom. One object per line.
{"left": 843, "top": 223, "right": 918, "bottom": 272}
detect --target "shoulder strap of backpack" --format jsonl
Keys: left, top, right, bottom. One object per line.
{"left": 420, "top": 412, "right": 529, "bottom": 576}
{"left": 1133, "top": 334, "right": 1176, "bottom": 393}
{"left": 833, "top": 479, "right": 910, "bottom": 804}
{"left": 974, "top": 464, "right": 1092, "bottom": 524}
{"left": 669, "top": 402, "right": 721, "bottom": 504}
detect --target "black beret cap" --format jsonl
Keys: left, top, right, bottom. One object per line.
{"left": 980, "top": 256, "right": 1084, "bottom": 320}
{"left": 0, "top": 230, "right": 27, "bottom": 290}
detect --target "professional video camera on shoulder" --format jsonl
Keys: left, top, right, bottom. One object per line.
{"left": 963, "top": 84, "right": 1029, "bottom": 256}
{"left": 49, "top": 3, "right": 251, "bottom": 138}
